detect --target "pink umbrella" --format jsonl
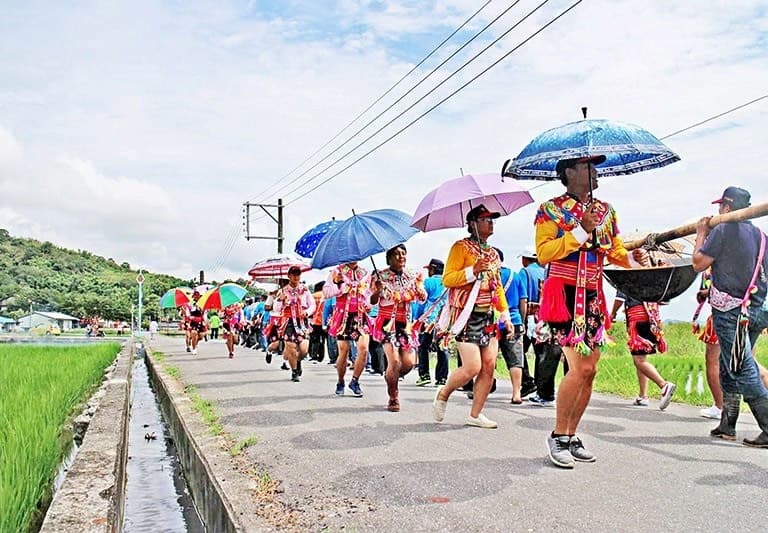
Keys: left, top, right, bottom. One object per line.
{"left": 411, "top": 173, "right": 534, "bottom": 232}
{"left": 248, "top": 254, "right": 312, "bottom": 282}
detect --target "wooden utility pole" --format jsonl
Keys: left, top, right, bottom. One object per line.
{"left": 243, "top": 198, "right": 284, "bottom": 253}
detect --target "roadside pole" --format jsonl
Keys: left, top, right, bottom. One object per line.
{"left": 137, "top": 271, "right": 145, "bottom": 337}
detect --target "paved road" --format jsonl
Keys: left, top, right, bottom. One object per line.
{"left": 148, "top": 335, "right": 768, "bottom": 532}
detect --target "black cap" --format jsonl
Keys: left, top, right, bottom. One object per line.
{"left": 424, "top": 258, "right": 444, "bottom": 272}
{"left": 555, "top": 154, "right": 607, "bottom": 174}
{"left": 287, "top": 266, "right": 302, "bottom": 275}
{"left": 712, "top": 186, "right": 750, "bottom": 210}
{"left": 466, "top": 204, "right": 501, "bottom": 222}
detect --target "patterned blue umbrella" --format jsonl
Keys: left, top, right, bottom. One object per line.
{"left": 311, "top": 209, "right": 419, "bottom": 270}
{"left": 504, "top": 119, "right": 680, "bottom": 180}
{"left": 294, "top": 218, "right": 342, "bottom": 258}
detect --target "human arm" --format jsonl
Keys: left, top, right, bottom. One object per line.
{"left": 535, "top": 218, "right": 589, "bottom": 265}
{"left": 692, "top": 217, "right": 716, "bottom": 272}
{"left": 303, "top": 291, "right": 316, "bottom": 318}
{"left": 610, "top": 292, "right": 626, "bottom": 321}
{"left": 442, "top": 241, "right": 483, "bottom": 288}
{"left": 323, "top": 270, "right": 341, "bottom": 298}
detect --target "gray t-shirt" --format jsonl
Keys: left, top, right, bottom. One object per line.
{"left": 699, "top": 221, "right": 767, "bottom": 308}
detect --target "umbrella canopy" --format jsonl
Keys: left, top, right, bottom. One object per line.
{"left": 248, "top": 254, "right": 312, "bottom": 282}
{"left": 411, "top": 172, "right": 534, "bottom": 232}
{"left": 504, "top": 119, "right": 680, "bottom": 180}
{"left": 294, "top": 218, "right": 342, "bottom": 258}
{"left": 196, "top": 283, "right": 248, "bottom": 311}
{"left": 311, "top": 209, "right": 419, "bottom": 269}
{"left": 159, "top": 287, "right": 192, "bottom": 309}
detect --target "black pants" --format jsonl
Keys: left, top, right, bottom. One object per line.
{"left": 521, "top": 334, "right": 538, "bottom": 388}
{"left": 368, "top": 337, "right": 386, "bottom": 374}
{"left": 532, "top": 341, "right": 568, "bottom": 401}
{"left": 308, "top": 324, "right": 326, "bottom": 361}
{"left": 210, "top": 327, "right": 219, "bottom": 340}
{"left": 417, "top": 331, "right": 449, "bottom": 381}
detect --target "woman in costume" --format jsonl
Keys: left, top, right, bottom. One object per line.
{"left": 221, "top": 304, "right": 241, "bottom": 359}
{"left": 432, "top": 205, "right": 513, "bottom": 429}
{"left": 370, "top": 244, "right": 426, "bottom": 412}
{"left": 274, "top": 266, "right": 316, "bottom": 382}
{"left": 324, "top": 261, "right": 371, "bottom": 397}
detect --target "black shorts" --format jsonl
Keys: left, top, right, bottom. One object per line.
{"left": 336, "top": 312, "right": 367, "bottom": 341}
{"left": 454, "top": 310, "right": 496, "bottom": 347}
{"left": 499, "top": 334, "right": 523, "bottom": 368}
{"left": 547, "top": 286, "right": 603, "bottom": 350}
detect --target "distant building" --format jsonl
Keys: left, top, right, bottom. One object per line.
{"left": 16, "top": 311, "right": 79, "bottom": 331}
{"left": 0, "top": 316, "right": 15, "bottom": 333}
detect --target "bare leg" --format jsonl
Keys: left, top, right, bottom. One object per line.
{"left": 438, "top": 342, "right": 481, "bottom": 402}
{"left": 399, "top": 348, "right": 415, "bottom": 376}
{"left": 633, "top": 355, "right": 665, "bottom": 391}
{"left": 284, "top": 342, "right": 298, "bottom": 370}
{"left": 555, "top": 346, "right": 600, "bottom": 435}
{"left": 509, "top": 367, "right": 523, "bottom": 402}
{"left": 336, "top": 340, "right": 350, "bottom": 381}
{"left": 470, "top": 341, "right": 498, "bottom": 418}
{"left": 351, "top": 335, "right": 369, "bottom": 380}
{"left": 704, "top": 342, "right": 723, "bottom": 409}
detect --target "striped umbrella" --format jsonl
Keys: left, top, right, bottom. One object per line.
{"left": 159, "top": 287, "right": 193, "bottom": 309}
{"left": 196, "top": 283, "right": 248, "bottom": 311}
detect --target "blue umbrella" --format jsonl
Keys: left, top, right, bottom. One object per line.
{"left": 311, "top": 209, "right": 419, "bottom": 269}
{"left": 294, "top": 218, "right": 342, "bottom": 258}
{"left": 503, "top": 118, "right": 680, "bottom": 180}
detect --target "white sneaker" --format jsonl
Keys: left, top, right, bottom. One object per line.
{"left": 191, "top": 348, "right": 197, "bottom": 355}
{"left": 466, "top": 413, "right": 498, "bottom": 429}
{"left": 633, "top": 397, "right": 649, "bottom": 407}
{"left": 433, "top": 386, "right": 447, "bottom": 422}
{"left": 659, "top": 382, "right": 676, "bottom": 410}
{"left": 700, "top": 405, "right": 722, "bottom": 419}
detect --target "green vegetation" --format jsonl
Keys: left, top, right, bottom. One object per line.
{"left": 185, "top": 385, "right": 224, "bottom": 435}
{"left": 482, "top": 322, "right": 768, "bottom": 406}
{"left": 0, "top": 343, "right": 120, "bottom": 533}
{"left": 0, "top": 228, "right": 256, "bottom": 323}
{"left": 229, "top": 436, "right": 259, "bottom": 456}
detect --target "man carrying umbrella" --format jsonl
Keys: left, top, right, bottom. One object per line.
{"left": 274, "top": 266, "right": 316, "bottom": 382}
{"left": 536, "top": 156, "right": 643, "bottom": 468}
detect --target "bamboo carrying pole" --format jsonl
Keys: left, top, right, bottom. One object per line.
{"left": 624, "top": 201, "right": 768, "bottom": 251}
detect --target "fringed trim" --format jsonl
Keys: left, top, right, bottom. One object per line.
{"left": 539, "top": 276, "right": 571, "bottom": 323}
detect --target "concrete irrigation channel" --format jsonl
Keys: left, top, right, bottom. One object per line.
{"left": 41, "top": 338, "right": 266, "bottom": 532}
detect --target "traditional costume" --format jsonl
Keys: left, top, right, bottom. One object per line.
{"left": 323, "top": 264, "right": 371, "bottom": 341}
{"left": 276, "top": 283, "right": 315, "bottom": 344}
{"left": 370, "top": 267, "right": 425, "bottom": 350}
{"left": 438, "top": 238, "right": 510, "bottom": 346}
{"left": 535, "top": 192, "right": 632, "bottom": 355}
{"left": 615, "top": 291, "right": 667, "bottom": 355}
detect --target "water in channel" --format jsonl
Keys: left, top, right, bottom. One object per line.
{"left": 123, "top": 344, "right": 204, "bottom": 532}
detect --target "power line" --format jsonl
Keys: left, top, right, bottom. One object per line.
{"left": 661, "top": 93, "right": 768, "bottom": 140}
{"left": 282, "top": 0, "right": 563, "bottom": 204}
{"left": 244, "top": 0, "right": 494, "bottom": 204}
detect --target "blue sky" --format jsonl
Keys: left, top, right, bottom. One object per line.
{"left": 1, "top": 0, "right": 767, "bottom": 320}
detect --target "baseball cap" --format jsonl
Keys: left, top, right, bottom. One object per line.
{"left": 466, "top": 204, "right": 501, "bottom": 222}
{"left": 712, "top": 186, "right": 750, "bottom": 209}
{"left": 555, "top": 155, "right": 607, "bottom": 174}
{"left": 424, "top": 258, "right": 444, "bottom": 271}
{"left": 519, "top": 246, "right": 537, "bottom": 260}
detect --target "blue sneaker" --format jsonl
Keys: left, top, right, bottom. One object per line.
{"left": 348, "top": 379, "right": 363, "bottom": 397}
{"left": 335, "top": 381, "right": 345, "bottom": 396}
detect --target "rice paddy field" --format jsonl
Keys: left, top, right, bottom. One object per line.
{"left": 0, "top": 342, "right": 120, "bottom": 533}
{"left": 483, "top": 322, "right": 768, "bottom": 405}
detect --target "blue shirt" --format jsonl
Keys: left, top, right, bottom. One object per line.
{"left": 499, "top": 266, "right": 524, "bottom": 327}
{"left": 700, "top": 221, "right": 768, "bottom": 308}
{"left": 519, "top": 262, "right": 545, "bottom": 304}
{"left": 415, "top": 274, "right": 446, "bottom": 322}
{"left": 322, "top": 296, "right": 336, "bottom": 326}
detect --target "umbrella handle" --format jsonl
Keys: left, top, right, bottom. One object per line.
{"left": 369, "top": 256, "right": 378, "bottom": 275}
{"left": 500, "top": 159, "right": 511, "bottom": 180}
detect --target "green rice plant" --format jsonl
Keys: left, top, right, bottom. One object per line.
{"left": 0, "top": 343, "right": 120, "bottom": 532}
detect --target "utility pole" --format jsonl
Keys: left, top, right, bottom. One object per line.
{"left": 136, "top": 270, "right": 144, "bottom": 338}
{"left": 243, "top": 198, "right": 284, "bottom": 253}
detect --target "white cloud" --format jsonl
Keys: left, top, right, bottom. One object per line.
{"left": 1, "top": 0, "right": 767, "bottom": 319}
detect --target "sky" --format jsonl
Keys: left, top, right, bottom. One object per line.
{"left": 1, "top": 0, "right": 767, "bottom": 320}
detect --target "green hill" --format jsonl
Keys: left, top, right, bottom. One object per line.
{"left": 0, "top": 228, "right": 192, "bottom": 322}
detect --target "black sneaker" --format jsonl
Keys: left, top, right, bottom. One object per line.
{"left": 521, "top": 381, "right": 537, "bottom": 398}
{"left": 291, "top": 369, "right": 300, "bottom": 382}
{"left": 281, "top": 362, "right": 289, "bottom": 371}
{"left": 186, "top": 347, "right": 191, "bottom": 353}
{"left": 266, "top": 351, "right": 273, "bottom": 364}
{"left": 297, "top": 359, "right": 303, "bottom": 376}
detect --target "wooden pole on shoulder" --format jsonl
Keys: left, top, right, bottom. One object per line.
{"left": 624, "top": 202, "right": 768, "bottom": 250}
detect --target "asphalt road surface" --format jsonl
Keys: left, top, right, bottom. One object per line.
{"left": 149, "top": 335, "right": 768, "bottom": 532}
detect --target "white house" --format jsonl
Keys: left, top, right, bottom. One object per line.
{"left": 16, "top": 311, "right": 79, "bottom": 331}
{"left": 0, "top": 316, "right": 15, "bottom": 333}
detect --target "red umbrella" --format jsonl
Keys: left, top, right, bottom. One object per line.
{"left": 248, "top": 254, "right": 311, "bottom": 282}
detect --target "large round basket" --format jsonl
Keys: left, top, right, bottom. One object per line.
{"left": 603, "top": 263, "right": 698, "bottom": 302}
